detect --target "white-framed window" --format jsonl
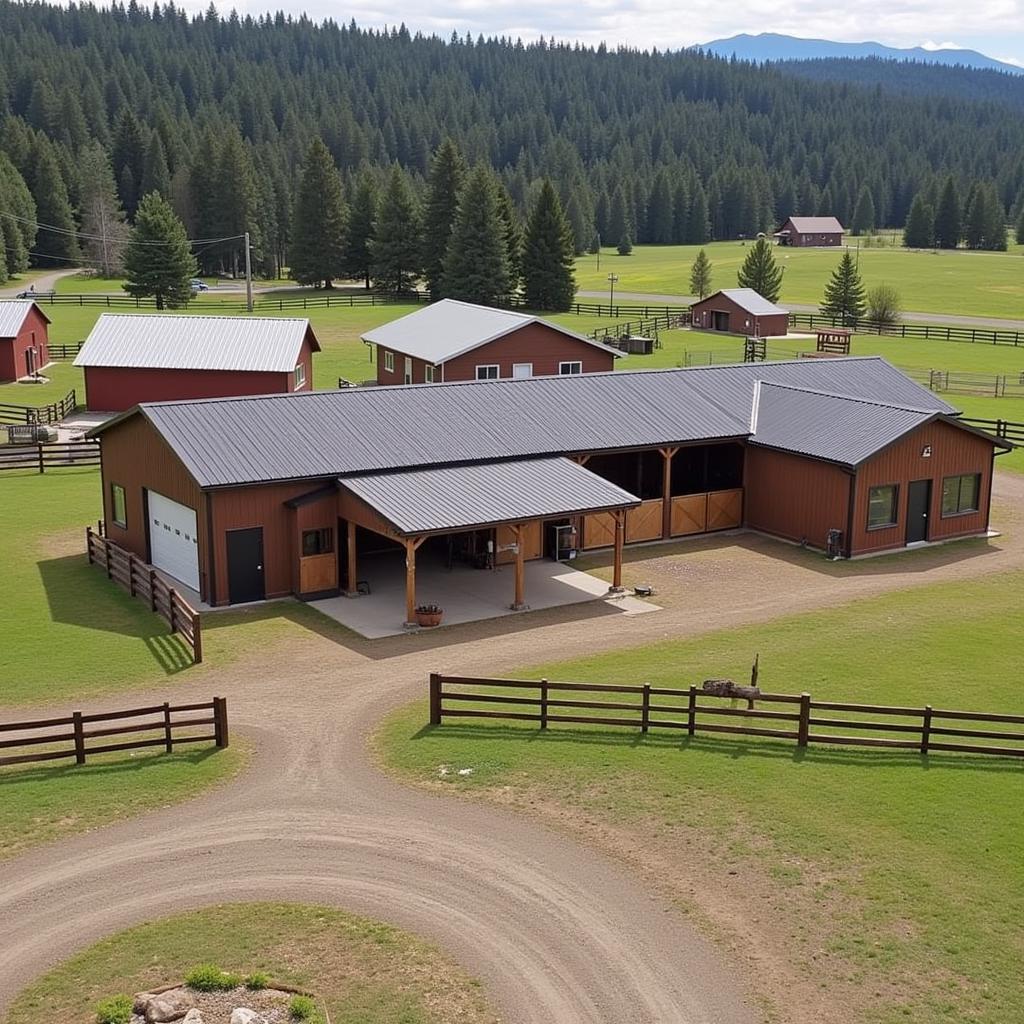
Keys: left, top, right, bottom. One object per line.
{"left": 294, "top": 363, "right": 306, "bottom": 390}
{"left": 383, "top": 350, "right": 395, "bottom": 373}
{"left": 512, "top": 362, "right": 533, "bottom": 379}
{"left": 425, "top": 365, "right": 435, "bottom": 383}
{"left": 558, "top": 361, "right": 583, "bottom": 375}
{"left": 475, "top": 364, "right": 500, "bottom": 380}
{"left": 403, "top": 356, "right": 412, "bottom": 384}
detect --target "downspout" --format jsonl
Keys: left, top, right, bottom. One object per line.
{"left": 205, "top": 491, "right": 216, "bottom": 606}
{"left": 844, "top": 469, "right": 857, "bottom": 558}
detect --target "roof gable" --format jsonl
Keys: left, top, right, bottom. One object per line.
{"left": 698, "top": 289, "right": 788, "bottom": 316}
{"left": 0, "top": 300, "right": 48, "bottom": 337}
{"left": 781, "top": 216, "right": 845, "bottom": 234}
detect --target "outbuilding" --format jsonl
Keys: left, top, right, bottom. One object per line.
{"left": 73, "top": 313, "right": 320, "bottom": 412}
{"left": 774, "top": 216, "right": 845, "bottom": 247}
{"left": 690, "top": 289, "right": 789, "bottom": 337}
{"left": 362, "top": 299, "right": 618, "bottom": 385}
{"left": 90, "top": 358, "right": 1007, "bottom": 626}
{"left": 0, "top": 300, "right": 50, "bottom": 382}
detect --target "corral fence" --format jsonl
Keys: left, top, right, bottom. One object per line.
{"left": 86, "top": 526, "right": 202, "bottom": 663}
{"left": 789, "top": 312, "right": 1024, "bottom": 347}
{"left": 590, "top": 313, "right": 681, "bottom": 347}
{"left": 0, "top": 388, "right": 79, "bottom": 424}
{"left": 0, "top": 438, "right": 100, "bottom": 472}
{"left": 48, "top": 341, "right": 85, "bottom": 360}
{"left": 924, "top": 370, "right": 1024, "bottom": 398}
{"left": 428, "top": 674, "right": 1024, "bottom": 760}
{"left": 0, "top": 697, "right": 227, "bottom": 769}
{"left": 959, "top": 417, "right": 1024, "bottom": 444}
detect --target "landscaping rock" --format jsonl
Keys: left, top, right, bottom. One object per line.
{"left": 182, "top": 1011, "right": 204, "bottom": 1024}
{"left": 144, "top": 989, "right": 195, "bottom": 1023}
{"left": 134, "top": 993, "right": 157, "bottom": 1015}
{"left": 229, "top": 1009, "right": 265, "bottom": 1024}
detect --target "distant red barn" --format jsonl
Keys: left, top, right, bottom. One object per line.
{"left": 774, "top": 216, "right": 845, "bottom": 247}
{"left": 74, "top": 313, "right": 320, "bottom": 412}
{"left": 690, "top": 289, "right": 789, "bottom": 337}
{"left": 0, "top": 300, "right": 50, "bottom": 382}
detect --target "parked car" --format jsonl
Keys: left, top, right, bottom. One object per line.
{"left": 190, "top": 279, "right": 210, "bottom": 292}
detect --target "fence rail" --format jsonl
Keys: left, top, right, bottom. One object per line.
{"left": 924, "top": 370, "right": 1024, "bottom": 398}
{"left": 0, "top": 438, "right": 100, "bottom": 472}
{"left": 788, "top": 312, "right": 1024, "bottom": 346}
{"left": 0, "top": 388, "right": 78, "bottom": 425}
{"left": 959, "top": 417, "right": 1024, "bottom": 443}
{"left": 0, "top": 697, "right": 227, "bottom": 768}
{"left": 428, "top": 674, "right": 1024, "bottom": 760}
{"left": 86, "top": 526, "right": 202, "bottom": 663}
{"left": 48, "top": 341, "right": 85, "bottom": 360}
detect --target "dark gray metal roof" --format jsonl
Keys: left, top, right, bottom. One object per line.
{"left": 342, "top": 457, "right": 639, "bottom": 535}
{"left": 750, "top": 383, "right": 936, "bottom": 466}
{"left": 92, "top": 357, "right": 960, "bottom": 488}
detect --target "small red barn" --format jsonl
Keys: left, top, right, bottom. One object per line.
{"left": 0, "top": 300, "right": 51, "bottom": 382}
{"left": 362, "top": 299, "right": 619, "bottom": 385}
{"left": 74, "top": 313, "right": 320, "bottom": 412}
{"left": 690, "top": 289, "right": 789, "bottom": 337}
{"left": 774, "top": 216, "right": 845, "bottom": 247}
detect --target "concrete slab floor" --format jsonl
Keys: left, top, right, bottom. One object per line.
{"left": 310, "top": 552, "right": 661, "bottom": 639}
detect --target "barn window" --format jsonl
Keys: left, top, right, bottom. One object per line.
{"left": 294, "top": 363, "right": 306, "bottom": 389}
{"left": 559, "top": 361, "right": 582, "bottom": 375}
{"left": 867, "top": 484, "right": 898, "bottom": 529}
{"left": 384, "top": 350, "right": 395, "bottom": 373}
{"left": 424, "top": 365, "right": 435, "bottom": 383}
{"left": 302, "top": 528, "right": 334, "bottom": 557}
{"left": 941, "top": 474, "right": 980, "bottom": 516}
{"left": 111, "top": 484, "right": 127, "bottom": 528}
{"left": 475, "top": 364, "right": 500, "bottom": 380}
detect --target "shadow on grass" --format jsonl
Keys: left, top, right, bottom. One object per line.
{"left": 0, "top": 745, "right": 221, "bottom": 787}
{"left": 409, "top": 722, "right": 1024, "bottom": 774}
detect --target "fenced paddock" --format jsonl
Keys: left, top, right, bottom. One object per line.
{"left": 0, "top": 438, "right": 100, "bottom": 472}
{"left": 428, "top": 675, "right": 1024, "bottom": 760}
{"left": 0, "top": 697, "right": 228, "bottom": 768}
{"left": 0, "top": 388, "right": 79, "bottom": 425}
{"left": 958, "top": 417, "right": 1024, "bottom": 444}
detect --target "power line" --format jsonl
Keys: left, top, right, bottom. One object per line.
{"left": 0, "top": 209, "right": 244, "bottom": 248}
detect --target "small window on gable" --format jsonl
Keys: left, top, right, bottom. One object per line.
{"left": 111, "top": 484, "right": 127, "bottom": 528}
{"left": 294, "top": 363, "right": 306, "bottom": 389}
{"left": 475, "top": 364, "right": 499, "bottom": 380}
{"left": 559, "top": 361, "right": 582, "bottom": 375}
{"left": 302, "top": 528, "right": 334, "bottom": 557}
{"left": 425, "top": 364, "right": 435, "bottom": 383}
{"left": 384, "top": 350, "right": 395, "bottom": 373}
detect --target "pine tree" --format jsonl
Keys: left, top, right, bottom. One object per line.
{"left": 441, "top": 165, "right": 510, "bottom": 306}
{"left": 1016, "top": 206, "right": 1024, "bottom": 246}
{"left": 496, "top": 182, "right": 523, "bottom": 294}
{"left": 607, "top": 185, "right": 632, "bottom": 247}
{"left": 850, "top": 186, "right": 875, "bottom": 236}
{"left": 647, "top": 169, "right": 674, "bottom": 244}
{"left": 688, "top": 248, "right": 713, "bottom": 300}
{"left": 122, "top": 191, "right": 197, "bottom": 309}
{"left": 736, "top": 237, "right": 783, "bottom": 302}
{"left": 521, "top": 179, "right": 576, "bottom": 311}
{"left": 983, "top": 184, "right": 1007, "bottom": 251}
{"left": 933, "top": 176, "right": 961, "bottom": 249}
{"left": 617, "top": 231, "right": 633, "bottom": 256}
{"left": 27, "top": 140, "right": 79, "bottom": 267}
{"left": 903, "top": 194, "right": 934, "bottom": 248}
{"left": 685, "top": 183, "right": 711, "bottom": 244}
{"left": 216, "top": 129, "right": 259, "bottom": 277}
{"left": 289, "top": 138, "right": 347, "bottom": 288}
{"left": 141, "top": 134, "right": 172, "bottom": 201}
{"left": 111, "top": 109, "right": 146, "bottom": 218}
{"left": 421, "top": 139, "right": 466, "bottom": 299}
{"left": 0, "top": 154, "right": 36, "bottom": 276}
{"left": 343, "top": 171, "right": 378, "bottom": 289}
{"left": 963, "top": 183, "right": 987, "bottom": 250}
{"left": 370, "top": 166, "right": 422, "bottom": 293}
{"left": 77, "top": 143, "right": 129, "bottom": 277}
{"left": 820, "top": 252, "right": 866, "bottom": 324}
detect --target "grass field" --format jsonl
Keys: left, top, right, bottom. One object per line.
{"left": 574, "top": 241, "right": 1024, "bottom": 318}
{"left": 2, "top": 903, "right": 497, "bottom": 1024}
{"left": 0, "top": 742, "right": 246, "bottom": 861}
{"left": 379, "top": 571, "right": 1024, "bottom": 1024}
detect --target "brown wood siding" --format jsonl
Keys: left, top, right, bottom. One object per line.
{"left": 851, "top": 420, "right": 994, "bottom": 555}
{"left": 97, "top": 414, "right": 209, "bottom": 598}
{"left": 744, "top": 446, "right": 851, "bottom": 549}
{"left": 495, "top": 521, "right": 543, "bottom": 563}
{"left": 690, "top": 294, "right": 789, "bottom": 337}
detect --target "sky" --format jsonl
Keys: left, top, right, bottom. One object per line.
{"left": 154, "top": 0, "right": 1024, "bottom": 66}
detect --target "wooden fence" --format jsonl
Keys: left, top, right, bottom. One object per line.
{"left": 590, "top": 313, "right": 680, "bottom": 346}
{"left": 48, "top": 341, "right": 85, "bottom": 360}
{"left": 788, "top": 312, "right": 1024, "bottom": 346}
{"left": 428, "top": 675, "right": 1024, "bottom": 760}
{"left": 0, "top": 697, "right": 227, "bottom": 768}
{"left": 86, "top": 526, "right": 202, "bottom": 663}
{"left": 0, "top": 438, "right": 100, "bottom": 472}
{"left": 924, "top": 370, "right": 1024, "bottom": 398}
{"left": 959, "top": 417, "right": 1024, "bottom": 444}
{"left": 0, "top": 388, "right": 79, "bottom": 425}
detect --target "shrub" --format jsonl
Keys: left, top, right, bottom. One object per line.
{"left": 244, "top": 971, "right": 270, "bottom": 990}
{"left": 866, "top": 283, "right": 902, "bottom": 328}
{"left": 289, "top": 994, "right": 317, "bottom": 1020}
{"left": 95, "top": 994, "right": 133, "bottom": 1024}
{"left": 185, "top": 963, "right": 241, "bottom": 992}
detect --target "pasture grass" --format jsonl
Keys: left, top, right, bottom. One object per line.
{"left": 2, "top": 903, "right": 497, "bottom": 1024}
{"left": 379, "top": 571, "right": 1024, "bottom": 1024}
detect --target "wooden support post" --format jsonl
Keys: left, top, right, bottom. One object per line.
{"left": 540, "top": 678, "right": 549, "bottom": 730}
{"left": 345, "top": 519, "right": 358, "bottom": 596}
{"left": 687, "top": 685, "right": 697, "bottom": 737}
{"left": 511, "top": 524, "right": 526, "bottom": 610}
{"left": 659, "top": 447, "right": 678, "bottom": 539}
{"left": 104, "top": 540, "right": 113, "bottom": 579}
{"left": 127, "top": 553, "right": 136, "bottom": 596}
{"left": 641, "top": 684, "right": 650, "bottom": 733}
{"left": 429, "top": 673, "right": 442, "bottom": 725}
{"left": 191, "top": 613, "right": 203, "bottom": 664}
{"left": 921, "top": 705, "right": 932, "bottom": 755}
{"left": 168, "top": 588, "right": 178, "bottom": 634}
{"left": 37, "top": 443, "right": 44, "bottom": 474}
{"left": 163, "top": 701, "right": 173, "bottom": 753}
{"left": 149, "top": 569, "right": 158, "bottom": 612}
{"left": 85, "top": 526, "right": 93, "bottom": 564}
{"left": 213, "top": 697, "right": 229, "bottom": 748}
{"left": 404, "top": 538, "right": 418, "bottom": 626}
{"left": 610, "top": 509, "right": 625, "bottom": 591}
{"left": 797, "top": 692, "right": 811, "bottom": 747}
{"left": 72, "top": 710, "right": 85, "bottom": 765}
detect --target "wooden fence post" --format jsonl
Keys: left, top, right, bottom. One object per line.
{"left": 641, "top": 684, "right": 650, "bottom": 733}
{"left": 127, "top": 553, "right": 136, "bottom": 596}
{"left": 213, "top": 697, "right": 229, "bottom": 748}
{"left": 540, "top": 678, "right": 549, "bottom": 730}
{"left": 168, "top": 588, "right": 177, "bottom": 633}
{"left": 687, "top": 685, "right": 697, "bottom": 737}
{"left": 72, "top": 711, "right": 85, "bottom": 765}
{"left": 163, "top": 701, "right": 173, "bottom": 753}
{"left": 85, "top": 526, "right": 93, "bottom": 564}
{"left": 191, "top": 613, "right": 202, "bottom": 664}
{"left": 797, "top": 692, "right": 811, "bottom": 748}
{"left": 149, "top": 569, "right": 158, "bottom": 612}
{"left": 921, "top": 706, "right": 932, "bottom": 755}
{"left": 429, "top": 673, "right": 442, "bottom": 725}
{"left": 104, "top": 539, "right": 112, "bottom": 579}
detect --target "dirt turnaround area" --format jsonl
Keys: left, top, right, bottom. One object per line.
{"left": 1, "top": 475, "right": 1022, "bottom": 1024}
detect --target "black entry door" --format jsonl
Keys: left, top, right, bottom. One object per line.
{"left": 713, "top": 310, "right": 729, "bottom": 332}
{"left": 906, "top": 480, "right": 931, "bottom": 544}
{"left": 226, "top": 528, "right": 265, "bottom": 603}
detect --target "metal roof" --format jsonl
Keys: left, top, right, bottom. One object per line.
{"left": 779, "top": 217, "right": 845, "bottom": 234}
{"left": 708, "top": 289, "right": 788, "bottom": 316}
{"left": 360, "top": 298, "right": 618, "bottom": 363}
{"left": 74, "top": 313, "right": 319, "bottom": 372}
{"left": 0, "top": 300, "right": 47, "bottom": 337}
{"left": 750, "top": 383, "right": 936, "bottom": 466}
{"left": 342, "top": 456, "right": 639, "bottom": 535}
{"left": 92, "top": 358, "right": 960, "bottom": 489}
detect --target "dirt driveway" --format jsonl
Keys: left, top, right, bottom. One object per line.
{"left": 1, "top": 475, "right": 1021, "bottom": 1024}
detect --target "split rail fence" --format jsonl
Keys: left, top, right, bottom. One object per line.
{"left": 924, "top": 370, "right": 1024, "bottom": 398}
{"left": 0, "top": 388, "right": 79, "bottom": 424}
{"left": 0, "top": 438, "right": 100, "bottom": 472}
{"left": 958, "top": 417, "right": 1024, "bottom": 444}
{"left": 86, "top": 526, "right": 202, "bottom": 663}
{"left": 0, "top": 697, "right": 228, "bottom": 768}
{"left": 429, "top": 674, "right": 1024, "bottom": 760}
{"left": 788, "top": 312, "right": 1024, "bottom": 346}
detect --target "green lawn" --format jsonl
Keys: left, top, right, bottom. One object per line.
{"left": 0, "top": 743, "right": 246, "bottom": 861}
{"left": 379, "top": 571, "right": 1024, "bottom": 1024}
{"left": 574, "top": 242, "right": 1024, "bottom": 318}
{"left": 3, "top": 903, "right": 497, "bottom": 1024}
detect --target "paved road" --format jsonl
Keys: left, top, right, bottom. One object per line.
{"left": 2, "top": 473, "right": 1022, "bottom": 1023}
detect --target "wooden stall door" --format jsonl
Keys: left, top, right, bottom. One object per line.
{"left": 626, "top": 499, "right": 663, "bottom": 543}
{"left": 582, "top": 511, "right": 617, "bottom": 549}
{"left": 299, "top": 553, "right": 337, "bottom": 593}
{"left": 707, "top": 489, "right": 743, "bottom": 531}
{"left": 495, "top": 521, "right": 543, "bottom": 564}
{"left": 671, "top": 494, "right": 708, "bottom": 536}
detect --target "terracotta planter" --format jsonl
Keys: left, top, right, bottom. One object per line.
{"left": 415, "top": 609, "right": 443, "bottom": 628}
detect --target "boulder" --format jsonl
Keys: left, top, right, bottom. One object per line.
{"left": 182, "top": 1012, "right": 204, "bottom": 1024}
{"left": 134, "top": 993, "right": 157, "bottom": 1015}
{"left": 229, "top": 1010, "right": 265, "bottom": 1024}
{"left": 144, "top": 989, "right": 195, "bottom": 1023}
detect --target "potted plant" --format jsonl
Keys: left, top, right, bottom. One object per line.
{"left": 415, "top": 604, "right": 444, "bottom": 627}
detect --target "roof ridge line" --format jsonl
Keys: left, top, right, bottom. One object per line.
{"left": 756, "top": 379, "right": 939, "bottom": 413}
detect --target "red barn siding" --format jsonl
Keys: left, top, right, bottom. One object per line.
{"left": 0, "top": 306, "right": 50, "bottom": 382}
{"left": 690, "top": 295, "right": 789, "bottom": 337}
{"left": 375, "top": 346, "right": 431, "bottom": 385}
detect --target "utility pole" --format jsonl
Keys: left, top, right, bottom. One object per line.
{"left": 607, "top": 272, "right": 619, "bottom": 313}
{"left": 244, "top": 231, "right": 253, "bottom": 313}
{"left": 596, "top": 232, "right": 601, "bottom": 273}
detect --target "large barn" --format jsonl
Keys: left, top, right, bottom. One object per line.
{"left": 90, "top": 358, "right": 1007, "bottom": 624}
{"left": 74, "top": 314, "right": 320, "bottom": 411}
{"left": 0, "top": 300, "right": 50, "bottom": 382}
{"left": 774, "top": 216, "right": 845, "bottom": 247}
{"left": 362, "top": 299, "right": 618, "bottom": 385}
{"left": 690, "top": 289, "right": 789, "bottom": 337}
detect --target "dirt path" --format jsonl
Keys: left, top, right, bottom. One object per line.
{"left": 1, "top": 475, "right": 1022, "bottom": 1024}
{"left": 0, "top": 269, "right": 83, "bottom": 298}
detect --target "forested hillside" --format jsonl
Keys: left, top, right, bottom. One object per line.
{"left": 1, "top": 0, "right": 1024, "bottom": 279}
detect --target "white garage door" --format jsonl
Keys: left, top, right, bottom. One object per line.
{"left": 147, "top": 490, "right": 200, "bottom": 592}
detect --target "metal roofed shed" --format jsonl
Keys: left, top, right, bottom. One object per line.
{"left": 0, "top": 300, "right": 51, "bottom": 382}
{"left": 690, "top": 289, "right": 790, "bottom": 337}
{"left": 0, "top": 300, "right": 49, "bottom": 338}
